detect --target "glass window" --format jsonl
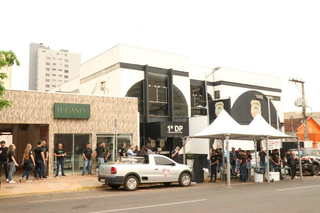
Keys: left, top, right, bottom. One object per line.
{"left": 64, "top": 70, "right": 69, "bottom": 73}
{"left": 65, "top": 64, "right": 69, "bottom": 68}
{"left": 65, "top": 59, "right": 69, "bottom": 62}
{"left": 148, "top": 73, "right": 168, "bottom": 117}
{"left": 190, "top": 85, "right": 205, "bottom": 116}
{"left": 173, "top": 85, "right": 188, "bottom": 117}
{"left": 64, "top": 75, "right": 68, "bottom": 78}
{"left": 45, "top": 79, "right": 50, "bottom": 82}
{"left": 45, "top": 73, "right": 50, "bottom": 77}
{"left": 154, "top": 156, "right": 174, "bottom": 165}
{"left": 125, "top": 80, "right": 144, "bottom": 115}
{"left": 54, "top": 134, "right": 91, "bottom": 174}
{"left": 52, "top": 68, "right": 56, "bottom": 71}
{"left": 53, "top": 63, "right": 57, "bottom": 66}
{"left": 46, "top": 68, "right": 50, "bottom": 71}
{"left": 46, "top": 62, "right": 50, "bottom": 65}
{"left": 46, "top": 57, "right": 50, "bottom": 60}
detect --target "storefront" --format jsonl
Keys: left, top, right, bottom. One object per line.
{"left": 0, "top": 90, "right": 138, "bottom": 176}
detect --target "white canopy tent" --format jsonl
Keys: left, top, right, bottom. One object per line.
{"left": 186, "top": 110, "right": 296, "bottom": 187}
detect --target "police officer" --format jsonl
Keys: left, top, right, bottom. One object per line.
{"left": 210, "top": 149, "right": 220, "bottom": 183}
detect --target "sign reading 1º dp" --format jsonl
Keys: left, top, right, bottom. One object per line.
{"left": 54, "top": 103, "right": 90, "bottom": 119}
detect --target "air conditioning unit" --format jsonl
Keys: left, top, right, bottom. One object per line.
{"left": 294, "top": 99, "right": 308, "bottom": 107}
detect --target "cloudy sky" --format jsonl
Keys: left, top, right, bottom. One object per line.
{"left": 1, "top": 0, "right": 319, "bottom": 113}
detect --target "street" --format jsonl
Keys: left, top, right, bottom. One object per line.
{"left": 1, "top": 177, "right": 320, "bottom": 213}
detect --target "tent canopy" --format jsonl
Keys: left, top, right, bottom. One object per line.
{"left": 297, "top": 117, "right": 320, "bottom": 142}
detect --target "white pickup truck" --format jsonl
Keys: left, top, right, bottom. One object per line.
{"left": 98, "top": 154, "right": 192, "bottom": 191}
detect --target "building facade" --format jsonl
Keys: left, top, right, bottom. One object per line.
{"left": 28, "top": 43, "right": 81, "bottom": 91}
{"left": 0, "top": 90, "right": 138, "bottom": 176}
{"left": 51, "top": 45, "right": 284, "bottom": 160}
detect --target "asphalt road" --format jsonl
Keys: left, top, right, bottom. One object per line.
{"left": 1, "top": 177, "right": 320, "bottom": 213}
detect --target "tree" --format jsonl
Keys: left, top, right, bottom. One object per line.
{"left": 0, "top": 50, "right": 20, "bottom": 110}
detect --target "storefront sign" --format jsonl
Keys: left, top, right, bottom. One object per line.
{"left": 147, "top": 121, "right": 189, "bottom": 138}
{"left": 54, "top": 103, "right": 90, "bottom": 119}
{"left": 261, "top": 139, "right": 281, "bottom": 150}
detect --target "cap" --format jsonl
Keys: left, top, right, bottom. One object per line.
{"left": 0, "top": 140, "right": 5, "bottom": 144}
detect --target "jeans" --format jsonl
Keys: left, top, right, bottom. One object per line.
{"left": 8, "top": 162, "right": 16, "bottom": 181}
{"left": 260, "top": 161, "right": 267, "bottom": 174}
{"left": 236, "top": 160, "right": 239, "bottom": 171}
{"left": 246, "top": 161, "right": 252, "bottom": 179}
{"left": 0, "top": 161, "right": 8, "bottom": 179}
{"left": 82, "top": 159, "right": 92, "bottom": 175}
{"left": 211, "top": 165, "right": 217, "bottom": 182}
{"left": 22, "top": 169, "right": 31, "bottom": 180}
{"left": 42, "top": 161, "right": 47, "bottom": 177}
{"left": 290, "top": 164, "right": 296, "bottom": 179}
{"left": 97, "top": 157, "right": 104, "bottom": 173}
{"left": 35, "top": 159, "right": 43, "bottom": 178}
{"left": 240, "top": 164, "right": 247, "bottom": 182}
{"left": 207, "top": 160, "right": 211, "bottom": 173}
{"left": 56, "top": 160, "right": 65, "bottom": 176}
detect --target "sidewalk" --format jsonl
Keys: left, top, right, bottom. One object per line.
{"left": 0, "top": 174, "right": 103, "bottom": 197}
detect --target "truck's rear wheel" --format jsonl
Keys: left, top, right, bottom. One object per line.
{"left": 179, "top": 173, "right": 191, "bottom": 187}
{"left": 311, "top": 165, "right": 319, "bottom": 176}
{"left": 108, "top": 184, "right": 121, "bottom": 189}
{"left": 124, "top": 175, "right": 139, "bottom": 191}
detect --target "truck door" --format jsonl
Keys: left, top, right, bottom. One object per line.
{"left": 153, "top": 156, "right": 180, "bottom": 182}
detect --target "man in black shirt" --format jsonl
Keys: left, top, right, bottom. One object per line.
{"left": 34, "top": 140, "right": 45, "bottom": 179}
{"left": 42, "top": 140, "right": 48, "bottom": 178}
{"left": 82, "top": 143, "right": 93, "bottom": 176}
{"left": 230, "top": 147, "right": 237, "bottom": 176}
{"left": 96, "top": 142, "right": 106, "bottom": 174}
{"left": 271, "top": 149, "right": 282, "bottom": 179}
{"left": 118, "top": 143, "right": 126, "bottom": 157}
{"left": 258, "top": 147, "right": 267, "bottom": 174}
{"left": 54, "top": 143, "right": 67, "bottom": 178}
{"left": 0, "top": 140, "right": 9, "bottom": 181}
{"left": 285, "top": 150, "right": 295, "bottom": 180}
{"left": 210, "top": 149, "right": 219, "bottom": 182}
{"left": 239, "top": 150, "right": 247, "bottom": 182}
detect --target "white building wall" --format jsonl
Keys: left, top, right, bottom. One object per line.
{"left": 186, "top": 116, "right": 209, "bottom": 154}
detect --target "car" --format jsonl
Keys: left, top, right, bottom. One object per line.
{"left": 290, "top": 148, "right": 320, "bottom": 176}
{"left": 98, "top": 154, "right": 193, "bottom": 191}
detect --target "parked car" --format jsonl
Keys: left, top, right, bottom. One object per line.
{"left": 98, "top": 154, "right": 192, "bottom": 191}
{"left": 290, "top": 148, "right": 320, "bottom": 176}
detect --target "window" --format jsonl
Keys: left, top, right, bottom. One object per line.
{"left": 64, "top": 75, "right": 68, "bottom": 79}
{"left": 126, "top": 81, "right": 144, "bottom": 114}
{"left": 52, "top": 68, "right": 56, "bottom": 71}
{"left": 45, "top": 79, "right": 50, "bottom": 82}
{"left": 53, "top": 63, "right": 56, "bottom": 66}
{"left": 148, "top": 73, "right": 168, "bottom": 117}
{"left": 154, "top": 157, "right": 174, "bottom": 166}
{"left": 65, "top": 80, "right": 68, "bottom": 83}
{"left": 46, "top": 57, "right": 50, "bottom": 60}
{"left": 46, "top": 68, "right": 50, "bottom": 71}
{"left": 59, "top": 74, "right": 62, "bottom": 77}
{"left": 42, "top": 50, "right": 46, "bottom": 52}
{"left": 52, "top": 85, "right": 56, "bottom": 88}
{"left": 64, "top": 70, "right": 69, "bottom": 73}
{"left": 56, "top": 53, "right": 59, "bottom": 55}
{"left": 65, "top": 64, "right": 69, "bottom": 68}
{"left": 52, "top": 74, "right": 56, "bottom": 76}
{"left": 52, "top": 79, "right": 56, "bottom": 81}
{"left": 53, "top": 57, "right": 56, "bottom": 60}
{"left": 46, "top": 62, "right": 50, "bottom": 65}
{"left": 45, "top": 73, "right": 50, "bottom": 77}
{"left": 58, "top": 69, "right": 63, "bottom": 71}
{"left": 190, "top": 84, "right": 212, "bottom": 117}
{"left": 65, "top": 59, "right": 69, "bottom": 62}
{"left": 65, "top": 54, "right": 67, "bottom": 56}
{"left": 214, "top": 90, "right": 220, "bottom": 99}
{"left": 173, "top": 86, "right": 188, "bottom": 117}
{"left": 59, "top": 58, "right": 62, "bottom": 61}
{"left": 45, "top": 84, "right": 50, "bottom": 88}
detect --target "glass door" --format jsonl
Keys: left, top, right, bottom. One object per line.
{"left": 54, "top": 134, "right": 73, "bottom": 175}
{"left": 74, "top": 134, "right": 91, "bottom": 173}
{"left": 97, "top": 135, "right": 114, "bottom": 162}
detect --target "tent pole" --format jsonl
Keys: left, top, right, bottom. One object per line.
{"left": 226, "top": 136, "right": 231, "bottom": 188}
{"left": 182, "top": 138, "right": 186, "bottom": 165}
{"left": 266, "top": 137, "right": 270, "bottom": 183}
{"left": 222, "top": 139, "right": 225, "bottom": 186}
{"left": 297, "top": 137, "right": 303, "bottom": 180}
{"left": 254, "top": 139, "right": 258, "bottom": 169}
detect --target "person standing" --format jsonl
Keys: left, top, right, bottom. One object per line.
{"left": 0, "top": 140, "right": 9, "bottom": 182}
{"left": 7, "top": 144, "right": 19, "bottom": 183}
{"left": 20, "top": 144, "right": 35, "bottom": 182}
{"left": 34, "top": 141, "right": 45, "bottom": 179}
{"left": 82, "top": 143, "right": 93, "bottom": 176}
{"left": 96, "top": 142, "right": 106, "bottom": 174}
{"left": 246, "top": 150, "right": 252, "bottom": 180}
{"left": 207, "top": 148, "right": 213, "bottom": 173}
{"left": 54, "top": 143, "right": 67, "bottom": 178}
{"left": 271, "top": 149, "right": 282, "bottom": 179}
{"left": 210, "top": 149, "right": 219, "bottom": 182}
{"left": 42, "top": 140, "right": 48, "bottom": 178}
{"left": 145, "top": 143, "right": 153, "bottom": 154}
{"left": 118, "top": 143, "right": 126, "bottom": 157}
{"left": 137, "top": 146, "right": 147, "bottom": 155}
{"left": 258, "top": 147, "right": 267, "bottom": 174}
{"left": 285, "top": 150, "right": 296, "bottom": 180}
{"left": 230, "top": 147, "right": 237, "bottom": 176}
{"left": 239, "top": 150, "right": 247, "bottom": 182}
{"left": 171, "top": 146, "right": 180, "bottom": 162}
{"left": 126, "top": 145, "right": 137, "bottom": 157}
{"left": 133, "top": 146, "right": 139, "bottom": 154}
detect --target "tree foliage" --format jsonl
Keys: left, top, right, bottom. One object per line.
{"left": 0, "top": 50, "right": 20, "bottom": 110}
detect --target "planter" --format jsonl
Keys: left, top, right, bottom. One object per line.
{"left": 187, "top": 159, "right": 194, "bottom": 168}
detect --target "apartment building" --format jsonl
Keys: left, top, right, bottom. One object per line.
{"left": 28, "top": 43, "right": 81, "bottom": 91}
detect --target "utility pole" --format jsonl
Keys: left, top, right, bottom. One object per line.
{"left": 289, "top": 78, "right": 309, "bottom": 141}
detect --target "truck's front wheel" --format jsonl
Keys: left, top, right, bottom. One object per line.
{"left": 124, "top": 175, "right": 139, "bottom": 191}
{"left": 179, "top": 173, "right": 191, "bottom": 187}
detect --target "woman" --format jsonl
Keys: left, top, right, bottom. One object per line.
{"left": 246, "top": 150, "right": 252, "bottom": 180}
{"left": 19, "top": 144, "right": 35, "bottom": 183}
{"left": 7, "top": 144, "right": 19, "bottom": 184}
{"left": 292, "top": 152, "right": 298, "bottom": 179}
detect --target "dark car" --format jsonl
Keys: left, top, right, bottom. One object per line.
{"left": 290, "top": 148, "right": 320, "bottom": 176}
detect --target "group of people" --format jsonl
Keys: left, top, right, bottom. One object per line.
{"left": 207, "top": 146, "right": 299, "bottom": 183}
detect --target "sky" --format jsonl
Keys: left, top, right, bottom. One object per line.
{"left": 1, "top": 0, "right": 319, "bottom": 113}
